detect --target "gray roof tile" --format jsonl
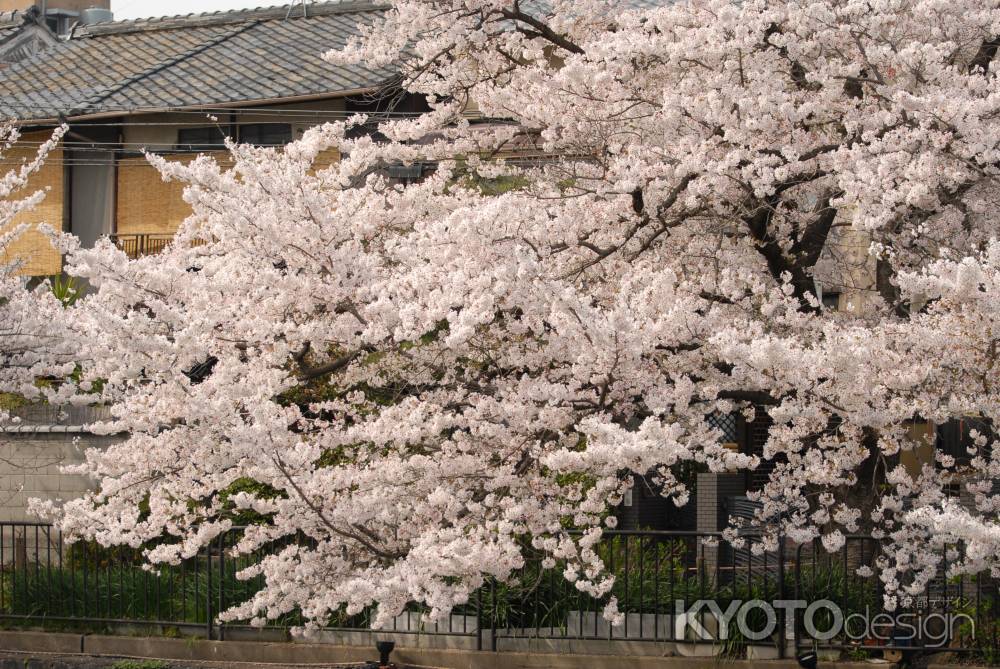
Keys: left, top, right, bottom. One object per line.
{"left": 0, "top": 1, "right": 394, "bottom": 121}
{"left": 0, "top": 0, "right": 672, "bottom": 122}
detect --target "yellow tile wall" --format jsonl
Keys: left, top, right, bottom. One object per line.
{"left": 0, "top": 131, "right": 65, "bottom": 277}
{"left": 115, "top": 152, "right": 232, "bottom": 237}
{"left": 116, "top": 148, "right": 341, "bottom": 237}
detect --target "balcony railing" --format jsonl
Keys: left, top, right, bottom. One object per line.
{"left": 109, "top": 233, "right": 174, "bottom": 259}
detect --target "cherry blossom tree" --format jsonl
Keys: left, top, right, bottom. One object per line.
{"left": 41, "top": 0, "right": 1000, "bottom": 627}
{"left": 0, "top": 124, "right": 76, "bottom": 412}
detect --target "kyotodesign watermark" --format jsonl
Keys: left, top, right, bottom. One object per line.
{"left": 674, "top": 599, "right": 973, "bottom": 647}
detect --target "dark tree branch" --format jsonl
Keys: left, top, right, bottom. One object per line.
{"left": 876, "top": 257, "right": 908, "bottom": 318}
{"left": 792, "top": 191, "right": 843, "bottom": 267}
{"left": 499, "top": 8, "right": 585, "bottom": 55}
{"left": 762, "top": 23, "right": 817, "bottom": 92}
{"left": 716, "top": 390, "right": 781, "bottom": 405}
{"left": 876, "top": 180, "right": 978, "bottom": 319}
{"left": 743, "top": 197, "right": 819, "bottom": 305}
{"left": 970, "top": 36, "right": 1000, "bottom": 74}
{"left": 296, "top": 350, "right": 361, "bottom": 382}
{"left": 631, "top": 188, "right": 644, "bottom": 215}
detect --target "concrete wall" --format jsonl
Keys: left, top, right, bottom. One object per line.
{"left": 0, "top": 427, "right": 120, "bottom": 522}
{"left": 0, "top": 630, "right": 892, "bottom": 669}
{"left": 696, "top": 472, "right": 746, "bottom": 577}
{"left": 833, "top": 227, "right": 877, "bottom": 314}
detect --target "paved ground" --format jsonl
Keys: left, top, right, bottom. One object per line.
{"left": 0, "top": 652, "right": 381, "bottom": 669}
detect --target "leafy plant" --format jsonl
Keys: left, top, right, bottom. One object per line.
{"left": 49, "top": 275, "right": 84, "bottom": 307}
{"left": 846, "top": 645, "right": 870, "bottom": 661}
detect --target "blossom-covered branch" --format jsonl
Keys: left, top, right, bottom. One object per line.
{"left": 38, "top": 0, "right": 1000, "bottom": 629}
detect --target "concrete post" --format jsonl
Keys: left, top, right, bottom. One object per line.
{"left": 695, "top": 473, "right": 747, "bottom": 582}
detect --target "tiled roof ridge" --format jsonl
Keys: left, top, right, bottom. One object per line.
{"left": 76, "top": 1, "right": 386, "bottom": 37}
{"left": 70, "top": 19, "right": 264, "bottom": 116}
{"left": 0, "top": 10, "right": 21, "bottom": 27}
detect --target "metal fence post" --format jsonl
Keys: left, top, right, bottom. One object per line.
{"left": 205, "top": 542, "right": 214, "bottom": 640}
{"left": 218, "top": 533, "right": 226, "bottom": 641}
{"left": 490, "top": 579, "right": 498, "bottom": 651}
{"left": 777, "top": 532, "right": 786, "bottom": 659}
{"left": 476, "top": 587, "right": 483, "bottom": 651}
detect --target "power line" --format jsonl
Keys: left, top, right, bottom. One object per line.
{"left": 0, "top": 132, "right": 535, "bottom": 156}
{"left": 4, "top": 134, "right": 521, "bottom": 148}
{"left": 49, "top": 115, "right": 431, "bottom": 126}
{"left": 4, "top": 141, "right": 302, "bottom": 148}
{"left": 0, "top": 157, "right": 565, "bottom": 167}
{"left": 0, "top": 101, "right": 445, "bottom": 118}
{"left": 2, "top": 106, "right": 431, "bottom": 117}
{"left": 0, "top": 149, "right": 573, "bottom": 167}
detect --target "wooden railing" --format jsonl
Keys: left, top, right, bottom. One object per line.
{"left": 109, "top": 233, "right": 174, "bottom": 259}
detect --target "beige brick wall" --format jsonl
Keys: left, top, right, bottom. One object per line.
{"left": 116, "top": 147, "right": 341, "bottom": 238}
{"left": 0, "top": 131, "right": 65, "bottom": 277}
{"left": 0, "top": 430, "right": 121, "bottom": 522}
{"left": 312, "top": 147, "right": 342, "bottom": 173}
{"left": 115, "top": 152, "right": 232, "bottom": 237}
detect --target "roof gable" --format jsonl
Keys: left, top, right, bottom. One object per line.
{"left": 0, "top": 8, "right": 58, "bottom": 66}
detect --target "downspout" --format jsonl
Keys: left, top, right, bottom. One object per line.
{"left": 58, "top": 115, "right": 75, "bottom": 244}
{"left": 112, "top": 125, "right": 121, "bottom": 235}
{"left": 63, "top": 145, "right": 71, "bottom": 239}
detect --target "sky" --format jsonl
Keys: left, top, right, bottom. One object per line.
{"left": 111, "top": 0, "right": 284, "bottom": 20}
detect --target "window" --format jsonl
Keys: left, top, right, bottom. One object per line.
{"left": 707, "top": 411, "right": 739, "bottom": 444}
{"left": 386, "top": 163, "right": 426, "bottom": 186}
{"left": 239, "top": 123, "right": 292, "bottom": 147}
{"left": 821, "top": 291, "right": 841, "bottom": 311}
{"left": 177, "top": 126, "right": 226, "bottom": 150}
{"left": 936, "top": 416, "right": 993, "bottom": 468}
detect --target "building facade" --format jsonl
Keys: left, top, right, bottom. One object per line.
{"left": 0, "top": 1, "right": 418, "bottom": 275}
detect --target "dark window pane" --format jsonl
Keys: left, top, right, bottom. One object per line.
{"left": 177, "top": 126, "right": 227, "bottom": 149}
{"left": 239, "top": 123, "right": 292, "bottom": 147}
{"left": 936, "top": 416, "right": 993, "bottom": 467}
{"left": 386, "top": 162, "right": 425, "bottom": 185}
{"left": 707, "top": 411, "right": 739, "bottom": 443}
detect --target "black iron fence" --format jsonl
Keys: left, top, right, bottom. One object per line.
{"left": 0, "top": 523, "right": 996, "bottom": 660}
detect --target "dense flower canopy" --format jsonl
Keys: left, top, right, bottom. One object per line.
{"left": 0, "top": 124, "right": 75, "bottom": 410}
{"left": 30, "top": 0, "right": 1000, "bottom": 628}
